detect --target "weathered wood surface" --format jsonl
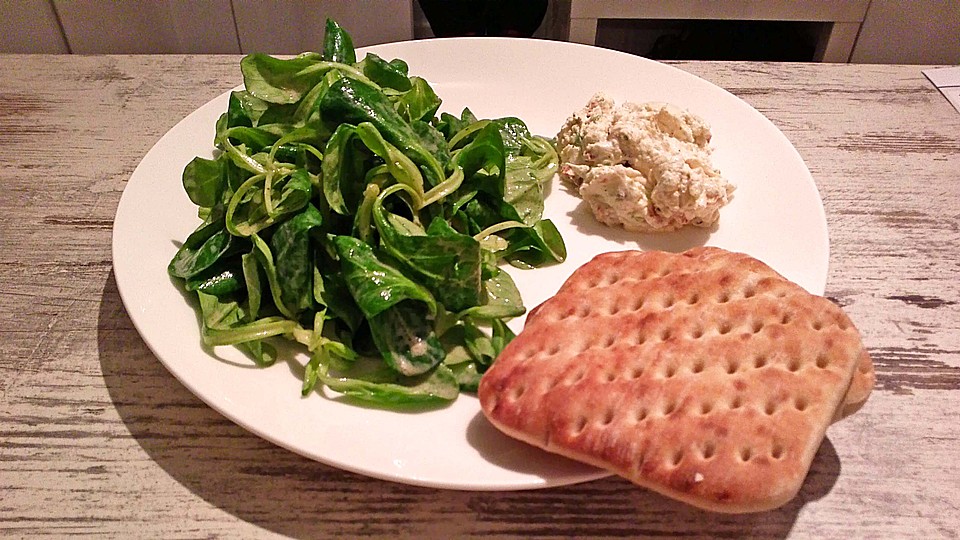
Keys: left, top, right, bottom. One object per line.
{"left": 1, "top": 55, "right": 957, "bottom": 539}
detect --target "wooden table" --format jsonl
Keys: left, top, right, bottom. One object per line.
{"left": 2, "top": 53, "right": 958, "bottom": 538}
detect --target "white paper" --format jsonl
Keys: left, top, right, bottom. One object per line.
{"left": 923, "top": 66, "right": 960, "bottom": 114}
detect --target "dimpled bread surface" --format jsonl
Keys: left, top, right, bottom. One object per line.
{"left": 478, "top": 247, "right": 870, "bottom": 513}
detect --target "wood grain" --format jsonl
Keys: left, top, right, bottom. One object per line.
{"left": 1, "top": 55, "right": 958, "bottom": 538}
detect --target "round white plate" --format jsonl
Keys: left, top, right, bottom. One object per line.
{"left": 113, "top": 38, "right": 828, "bottom": 491}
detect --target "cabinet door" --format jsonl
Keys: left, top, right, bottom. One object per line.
{"left": 232, "top": 0, "right": 413, "bottom": 54}
{"left": 0, "top": 0, "right": 68, "bottom": 53}
{"left": 54, "top": 0, "right": 240, "bottom": 53}
{"left": 851, "top": 0, "right": 960, "bottom": 64}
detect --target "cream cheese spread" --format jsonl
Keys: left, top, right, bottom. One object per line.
{"left": 556, "top": 93, "right": 735, "bottom": 232}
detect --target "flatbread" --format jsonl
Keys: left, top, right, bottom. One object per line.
{"left": 479, "top": 247, "right": 870, "bottom": 513}
{"left": 522, "top": 250, "right": 875, "bottom": 419}
{"left": 835, "top": 349, "right": 875, "bottom": 421}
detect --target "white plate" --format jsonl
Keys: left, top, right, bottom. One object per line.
{"left": 113, "top": 38, "right": 828, "bottom": 490}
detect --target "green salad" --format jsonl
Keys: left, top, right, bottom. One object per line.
{"left": 168, "top": 20, "right": 565, "bottom": 406}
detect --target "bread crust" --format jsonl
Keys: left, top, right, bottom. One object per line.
{"left": 479, "top": 247, "right": 870, "bottom": 513}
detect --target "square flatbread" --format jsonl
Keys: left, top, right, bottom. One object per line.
{"left": 479, "top": 247, "right": 870, "bottom": 513}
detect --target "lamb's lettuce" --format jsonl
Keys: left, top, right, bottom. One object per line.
{"left": 167, "top": 19, "right": 564, "bottom": 407}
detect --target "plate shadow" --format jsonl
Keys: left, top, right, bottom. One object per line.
{"left": 99, "top": 270, "right": 841, "bottom": 538}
